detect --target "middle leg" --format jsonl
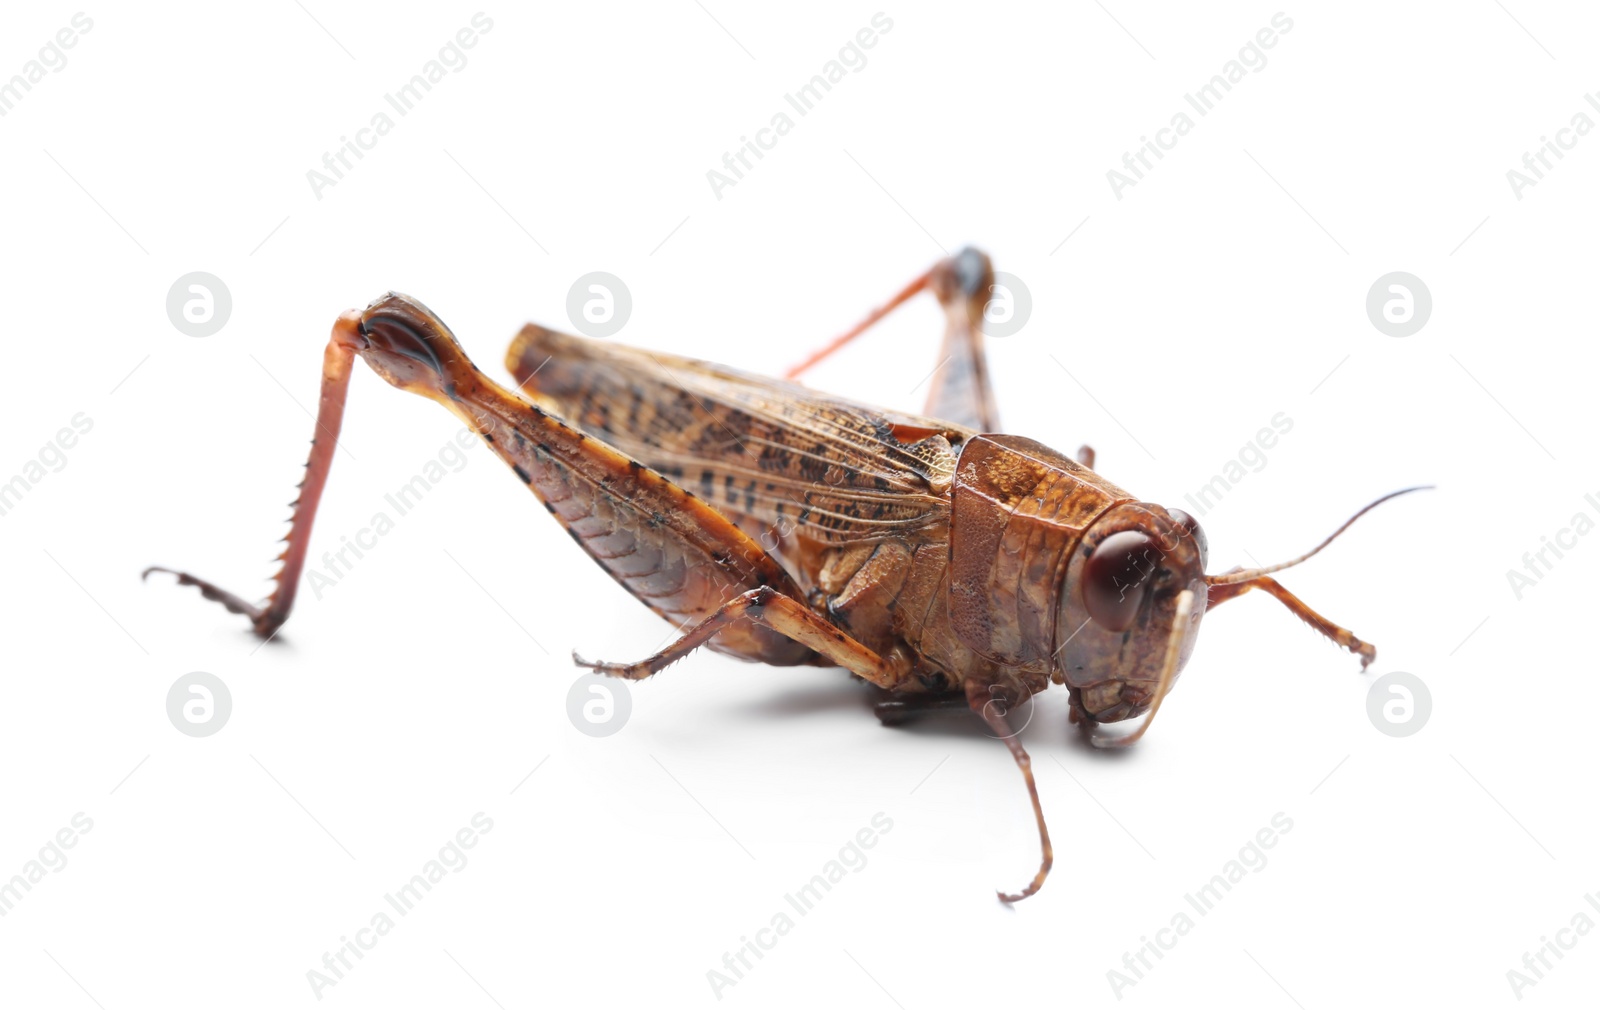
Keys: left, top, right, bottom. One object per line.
{"left": 575, "top": 585, "right": 914, "bottom": 689}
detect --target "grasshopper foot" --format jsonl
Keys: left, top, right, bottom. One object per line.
{"left": 572, "top": 650, "right": 652, "bottom": 681}
{"left": 143, "top": 566, "right": 282, "bottom": 639}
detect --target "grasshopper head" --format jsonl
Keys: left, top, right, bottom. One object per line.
{"left": 1058, "top": 486, "right": 1431, "bottom": 742}
{"left": 1055, "top": 503, "right": 1208, "bottom": 724}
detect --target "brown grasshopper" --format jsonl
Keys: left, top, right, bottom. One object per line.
{"left": 145, "top": 248, "right": 1424, "bottom": 902}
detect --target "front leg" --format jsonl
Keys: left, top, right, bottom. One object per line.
{"left": 575, "top": 586, "right": 912, "bottom": 689}
{"left": 967, "top": 678, "right": 1054, "bottom": 903}
{"left": 1206, "top": 572, "right": 1375, "bottom": 668}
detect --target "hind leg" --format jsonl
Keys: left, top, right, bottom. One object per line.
{"left": 146, "top": 294, "right": 820, "bottom": 665}
{"left": 784, "top": 248, "right": 1003, "bottom": 431}
{"left": 143, "top": 311, "right": 367, "bottom": 639}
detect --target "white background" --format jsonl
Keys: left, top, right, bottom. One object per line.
{"left": 1, "top": 2, "right": 1596, "bottom": 1007}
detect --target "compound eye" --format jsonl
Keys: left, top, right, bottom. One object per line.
{"left": 1084, "top": 530, "right": 1158, "bottom": 632}
{"left": 1167, "top": 508, "right": 1209, "bottom": 568}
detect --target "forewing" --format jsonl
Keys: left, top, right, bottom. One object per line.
{"left": 506, "top": 325, "right": 969, "bottom": 547}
